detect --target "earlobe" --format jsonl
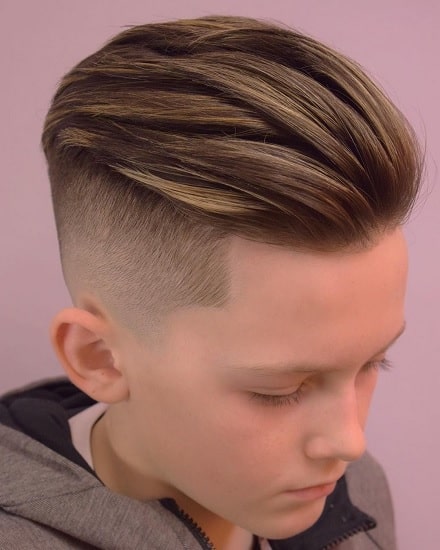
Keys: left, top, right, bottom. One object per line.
{"left": 50, "top": 308, "right": 129, "bottom": 403}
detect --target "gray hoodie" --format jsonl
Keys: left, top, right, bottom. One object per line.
{"left": 0, "top": 378, "right": 397, "bottom": 550}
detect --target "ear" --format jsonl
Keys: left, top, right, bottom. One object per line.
{"left": 50, "top": 308, "right": 129, "bottom": 403}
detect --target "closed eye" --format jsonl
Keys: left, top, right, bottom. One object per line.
{"left": 248, "top": 383, "right": 307, "bottom": 408}
{"left": 249, "top": 357, "right": 393, "bottom": 408}
{"left": 363, "top": 357, "right": 393, "bottom": 372}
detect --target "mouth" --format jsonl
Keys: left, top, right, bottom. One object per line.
{"left": 285, "top": 481, "right": 337, "bottom": 501}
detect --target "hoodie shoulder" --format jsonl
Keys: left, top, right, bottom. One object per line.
{"left": 0, "top": 509, "right": 95, "bottom": 550}
{"left": 0, "top": 423, "right": 203, "bottom": 550}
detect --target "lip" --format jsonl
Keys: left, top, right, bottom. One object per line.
{"left": 285, "top": 481, "right": 337, "bottom": 501}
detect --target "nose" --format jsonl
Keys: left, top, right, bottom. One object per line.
{"left": 304, "top": 385, "right": 367, "bottom": 463}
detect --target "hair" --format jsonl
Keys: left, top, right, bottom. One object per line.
{"left": 42, "top": 15, "right": 424, "bottom": 340}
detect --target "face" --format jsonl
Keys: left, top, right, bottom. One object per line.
{"left": 103, "top": 228, "right": 408, "bottom": 540}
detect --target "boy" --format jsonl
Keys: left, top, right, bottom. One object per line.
{"left": 0, "top": 15, "right": 423, "bottom": 550}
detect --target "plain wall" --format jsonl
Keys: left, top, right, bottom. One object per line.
{"left": 1, "top": 1, "right": 438, "bottom": 548}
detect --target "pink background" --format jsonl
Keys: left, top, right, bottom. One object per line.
{"left": 1, "top": 1, "right": 438, "bottom": 548}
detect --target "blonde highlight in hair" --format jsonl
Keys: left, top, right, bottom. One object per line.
{"left": 42, "top": 15, "right": 424, "bottom": 337}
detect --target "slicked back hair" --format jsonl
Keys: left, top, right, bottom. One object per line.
{"left": 42, "top": 15, "right": 424, "bottom": 339}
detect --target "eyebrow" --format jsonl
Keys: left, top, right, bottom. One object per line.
{"left": 225, "top": 322, "right": 406, "bottom": 377}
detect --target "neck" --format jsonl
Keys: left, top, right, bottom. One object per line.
{"left": 90, "top": 412, "right": 171, "bottom": 500}
{"left": 91, "top": 413, "right": 256, "bottom": 550}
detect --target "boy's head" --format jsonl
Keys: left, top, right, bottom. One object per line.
{"left": 43, "top": 15, "right": 422, "bottom": 541}
{"left": 42, "top": 15, "right": 422, "bottom": 340}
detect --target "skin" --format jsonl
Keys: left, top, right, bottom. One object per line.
{"left": 51, "top": 227, "right": 408, "bottom": 549}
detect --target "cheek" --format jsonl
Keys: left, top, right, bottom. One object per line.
{"left": 129, "top": 360, "right": 301, "bottom": 483}
{"left": 167, "top": 392, "right": 296, "bottom": 477}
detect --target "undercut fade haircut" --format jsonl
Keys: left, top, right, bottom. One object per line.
{"left": 42, "top": 15, "right": 424, "bottom": 339}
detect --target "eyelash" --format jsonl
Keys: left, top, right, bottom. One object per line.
{"left": 248, "top": 357, "right": 393, "bottom": 408}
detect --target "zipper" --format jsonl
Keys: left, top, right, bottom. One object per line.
{"left": 162, "top": 500, "right": 261, "bottom": 550}
{"left": 176, "top": 504, "right": 217, "bottom": 550}
{"left": 161, "top": 498, "right": 216, "bottom": 549}
{"left": 321, "top": 517, "right": 377, "bottom": 550}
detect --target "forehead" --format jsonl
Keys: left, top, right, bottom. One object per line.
{"left": 162, "top": 229, "right": 407, "bottom": 369}
{"left": 225, "top": 230, "right": 407, "bottom": 307}
{"left": 208, "top": 230, "right": 406, "bottom": 364}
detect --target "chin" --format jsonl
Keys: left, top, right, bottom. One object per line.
{"left": 251, "top": 498, "right": 325, "bottom": 540}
